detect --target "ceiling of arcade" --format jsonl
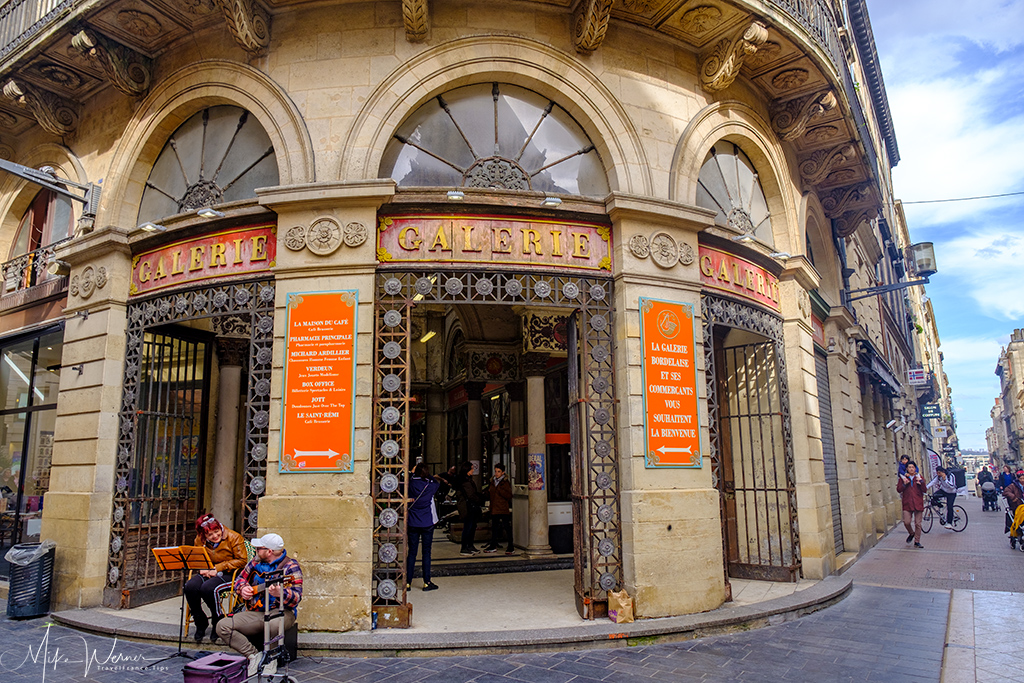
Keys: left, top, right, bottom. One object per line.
{"left": 0, "top": 0, "right": 882, "bottom": 232}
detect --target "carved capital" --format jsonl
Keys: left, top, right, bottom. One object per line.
{"left": 799, "top": 143, "right": 857, "bottom": 185}
{"left": 214, "top": 0, "right": 271, "bottom": 56}
{"left": 216, "top": 337, "right": 249, "bottom": 366}
{"left": 833, "top": 208, "right": 877, "bottom": 239}
{"left": 821, "top": 183, "right": 874, "bottom": 218}
{"left": 770, "top": 90, "right": 837, "bottom": 141}
{"left": 700, "top": 21, "right": 769, "bottom": 92}
{"left": 2, "top": 79, "right": 79, "bottom": 136}
{"left": 573, "top": 0, "right": 614, "bottom": 55}
{"left": 402, "top": 0, "right": 429, "bottom": 43}
{"left": 521, "top": 352, "right": 550, "bottom": 376}
{"left": 72, "top": 28, "right": 152, "bottom": 96}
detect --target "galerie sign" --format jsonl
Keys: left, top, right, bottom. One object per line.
{"left": 130, "top": 225, "right": 276, "bottom": 296}
{"left": 281, "top": 291, "right": 357, "bottom": 473}
{"left": 639, "top": 297, "right": 701, "bottom": 468}
{"left": 377, "top": 214, "right": 611, "bottom": 272}
{"left": 699, "top": 246, "right": 780, "bottom": 312}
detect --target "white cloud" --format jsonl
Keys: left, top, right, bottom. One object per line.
{"left": 936, "top": 230, "right": 1024, "bottom": 318}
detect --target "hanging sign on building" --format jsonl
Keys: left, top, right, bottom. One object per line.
{"left": 130, "top": 225, "right": 277, "bottom": 296}
{"left": 921, "top": 403, "right": 941, "bottom": 419}
{"left": 377, "top": 214, "right": 611, "bottom": 272}
{"left": 908, "top": 367, "right": 929, "bottom": 385}
{"left": 698, "top": 246, "right": 781, "bottom": 312}
{"left": 639, "top": 297, "right": 701, "bottom": 468}
{"left": 281, "top": 291, "right": 358, "bottom": 473}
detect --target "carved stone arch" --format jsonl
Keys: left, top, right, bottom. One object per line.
{"left": 672, "top": 100, "right": 798, "bottom": 253}
{"left": 339, "top": 35, "right": 651, "bottom": 196}
{"left": 0, "top": 143, "right": 86, "bottom": 256}
{"left": 100, "top": 60, "right": 314, "bottom": 230}
{"left": 800, "top": 192, "right": 841, "bottom": 304}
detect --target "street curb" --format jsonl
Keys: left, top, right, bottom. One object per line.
{"left": 49, "top": 575, "right": 852, "bottom": 657}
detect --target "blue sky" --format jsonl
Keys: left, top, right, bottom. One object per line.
{"left": 865, "top": 0, "right": 1024, "bottom": 450}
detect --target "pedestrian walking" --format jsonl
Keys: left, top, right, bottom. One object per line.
{"left": 898, "top": 461, "right": 926, "bottom": 548}
{"left": 455, "top": 461, "right": 483, "bottom": 556}
{"left": 406, "top": 462, "right": 441, "bottom": 592}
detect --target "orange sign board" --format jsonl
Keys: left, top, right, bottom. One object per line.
{"left": 281, "top": 291, "right": 358, "bottom": 473}
{"left": 640, "top": 298, "right": 701, "bottom": 468}
{"left": 698, "top": 246, "right": 780, "bottom": 312}
{"left": 130, "top": 225, "right": 276, "bottom": 296}
{"left": 377, "top": 214, "right": 611, "bottom": 272}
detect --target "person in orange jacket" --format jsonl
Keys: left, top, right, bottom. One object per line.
{"left": 186, "top": 513, "right": 248, "bottom": 643}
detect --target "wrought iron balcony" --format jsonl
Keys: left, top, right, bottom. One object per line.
{"left": 0, "top": 236, "right": 72, "bottom": 312}
{"left": 0, "top": 0, "right": 75, "bottom": 61}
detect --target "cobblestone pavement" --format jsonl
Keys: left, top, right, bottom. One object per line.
{"left": 1, "top": 492, "right": 1016, "bottom": 683}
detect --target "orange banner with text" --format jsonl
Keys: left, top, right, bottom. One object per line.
{"left": 640, "top": 297, "right": 701, "bottom": 468}
{"left": 698, "top": 246, "right": 780, "bottom": 312}
{"left": 130, "top": 225, "right": 276, "bottom": 296}
{"left": 281, "top": 291, "right": 358, "bottom": 473}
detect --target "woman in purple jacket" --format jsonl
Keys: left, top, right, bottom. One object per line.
{"left": 406, "top": 462, "right": 441, "bottom": 591}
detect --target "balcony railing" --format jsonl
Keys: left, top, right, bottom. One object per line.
{"left": 0, "top": 0, "right": 74, "bottom": 61}
{"left": 0, "top": 236, "right": 72, "bottom": 312}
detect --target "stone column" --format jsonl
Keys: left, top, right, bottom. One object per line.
{"left": 212, "top": 338, "right": 246, "bottom": 528}
{"left": 466, "top": 382, "right": 484, "bottom": 486}
{"left": 423, "top": 312, "right": 446, "bottom": 472}
{"left": 522, "top": 352, "right": 552, "bottom": 557}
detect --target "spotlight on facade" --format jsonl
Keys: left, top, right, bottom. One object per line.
{"left": 541, "top": 196, "right": 562, "bottom": 206}
{"left": 731, "top": 233, "right": 755, "bottom": 243}
{"left": 196, "top": 207, "right": 225, "bottom": 219}
{"left": 446, "top": 190, "right": 465, "bottom": 201}
{"left": 46, "top": 260, "right": 71, "bottom": 277}
{"left": 419, "top": 330, "right": 437, "bottom": 343}
{"left": 138, "top": 222, "right": 167, "bottom": 232}
{"left": 769, "top": 251, "right": 791, "bottom": 260}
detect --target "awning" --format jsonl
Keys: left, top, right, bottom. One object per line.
{"left": 856, "top": 339, "right": 901, "bottom": 397}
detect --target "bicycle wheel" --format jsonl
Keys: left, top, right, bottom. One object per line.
{"left": 950, "top": 505, "right": 968, "bottom": 532}
{"left": 922, "top": 506, "right": 934, "bottom": 533}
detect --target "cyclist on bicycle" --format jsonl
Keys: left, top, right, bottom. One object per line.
{"left": 928, "top": 467, "right": 958, "bottom": 530}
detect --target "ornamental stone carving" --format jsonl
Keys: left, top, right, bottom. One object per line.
{"left": 622, "top": 0, "right": 657, "bottom": 11}
{"left": 343, "top": 221, "right": 368, "bottom": 247}
{"left": 629, "top": 234, "right": 650, "bottom": 259}
{"left": 772, "top": 69, "right": 810, "bottom": 91}
{"left": 2, "top": 79, "right": 79, "bottom": 136}
{"left": 573, "top": 0, "right": 614, "bottom": 55}
{"left": 0, "top": 111, "right": 15, "bottom": 128}
{"left": 700, "top": 21, "right": 768, "bottom": 93}
{"left": 70, "top": 265, "right": 107, "bottom": 299}
{"left": 72, "top": 29, "right": 152, "bottom": 96}
{"left": 770, "top": 90, "right": 837, "bottom": 141}
{"left": 797, "top": 289, "right": 811, "bottom": 318}
{"left": 402, "top": 0, "right": 429, "bottom": 43}
{"left": 306, "top": 217, "right": 342, "bottom": 255}
{"left": 649, "top": 232, "right": 678, "bottom": 268}
{"left": 214, "top": 0, "right": 271, "bottom": 56}
{"left": 680, "top": 6, "right": 723, "bottom": 35}
{"left": 216, "top": 337, "right": 249, "bottom": 365}
{"left": 746, "top": 40, "right": 781, "bottom": 69}
{"left": 284, "top": 226, "right": 306, "bottom": 251}
{"left": 833, "top": 208, "right": 877, "bottom": 239}
{"left": 37, "top": 64, "right": 81, "bottom": 90}
{"left": 0, "top": 144, "right": 12, "bottom": 160}
{"left": 679, "top": 243, "right": 695, "bottom": 266}
{"left": 799, "top": 143, "right": 856, "bottom": 185}
{"left": 804, "top": 125, "right": 840, "bottom": 145}
{"left": 117, "top": 10, "right": 161, "bottom": 37}
{"left": 821, "top": 183, "right": 873, "bottom": 218}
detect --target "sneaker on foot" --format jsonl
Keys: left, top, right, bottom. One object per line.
{"left": 906, "top": 533, "right": 914, "bottom": 543}
{"left": 423, "top": 582, "right": 439, "bottom": 591}
{"left": 505, "top": 549, "right": 516, "bottom": 555}
{"left": 483, "top": 547, "right": 498, "bottom": 553}
{"left": 943, "top": 523, "right": 953, "bottom": 529}
{"left": 914, "top": 542, "right": 924, "bottom": 548}
{"left": 460, "top": 550, "right": 475, "bottom": 556}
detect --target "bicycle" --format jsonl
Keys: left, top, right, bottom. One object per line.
{"left": 922, "top": 495, "right": 968, "bottom": 533}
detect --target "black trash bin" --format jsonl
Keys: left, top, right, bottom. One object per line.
{"left": 6, "top": 543, "right": 55, "bottom": 619}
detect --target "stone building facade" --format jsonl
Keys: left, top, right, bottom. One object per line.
{"left": 0, "top": 0, "right": 943, "bottom": 629}
{"left": 990, "top": 330, "right": 1024, "bottom": 472}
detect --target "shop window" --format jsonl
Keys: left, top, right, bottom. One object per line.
{"left": 380, "top": 83, "right": 610, "bottom": 197}
{"left": 138, "top": 106, "right": 279, "bottom": 223}
{"left": 696, "top": 141, "right": 774, "bottom": 247}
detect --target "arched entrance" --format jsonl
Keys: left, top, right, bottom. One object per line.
{"left": 370, "top": 268, "right": 622, "bottom": 624}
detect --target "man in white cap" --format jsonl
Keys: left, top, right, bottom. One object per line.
{"left": 215, "top": 532, "right": 303, "bottom": 677}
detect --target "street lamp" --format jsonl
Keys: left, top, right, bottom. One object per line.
{"left": 842, "top": 241, "right": 937, "bottom": 305}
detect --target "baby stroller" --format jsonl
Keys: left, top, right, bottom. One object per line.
{"left": 981, "top": 481, "right": 999, "bottom": 511}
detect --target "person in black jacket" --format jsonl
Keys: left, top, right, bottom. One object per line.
{"left": 455, "top": 461, "right": 483, "bottom": 556}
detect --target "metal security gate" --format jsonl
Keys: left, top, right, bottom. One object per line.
{"left": 815, "top": 352, "right": 844, "bottom": 554}
{"left": 703, "top": 294, "right": 800, "bottom": 583}
{"left": 107, "top": 279, "right": 275, "bottom": 608}
{"left": 372, "top": 271, "right": 622, "bottom": 624}
{"left": 116, "top": 329, "right": 210, "bottom": 606}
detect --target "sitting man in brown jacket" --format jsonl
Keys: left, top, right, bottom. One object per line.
{"left": 484, "top": 463, "right": 515, "bottom": 555}
{"left": 186, "top": 513, "right": 248, "bottom": 643}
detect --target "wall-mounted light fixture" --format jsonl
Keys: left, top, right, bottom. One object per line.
{"left": 842, "top": 241, "right": 937, "bottom": 305}
{"left": 827, "top": 337, "right": 836, "bottom": 353}
{"left": 541, "top": 196, "right": 562, "bottom": 207}
{"left": 71, "top": 309, "right": 89, "bottom": 320}
{"left": 71, "top": 364, "right": 84, "bottom": 375}
{"left": 731, "top": 233, "right": 755, "bottom": 243}
{"left": 446, "top": 190, "right": 465, "bottom": 201}
{"left": 769, "top": 251, "right": 791, "bottom": 260}
{"left": 196, "top": 207, "right": 225, "bottom": 219}
{"left": 138, "top": 222, "right": 167, "bottom": 232}
{"left": 419, "top": 330, "right": 437, "bottom": 343}
{"left": 46, "top": 259, "right": 71, "bottom": 277}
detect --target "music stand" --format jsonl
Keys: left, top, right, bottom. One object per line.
{"left": 145, "top": 545, "right": 214, "bottom": 669}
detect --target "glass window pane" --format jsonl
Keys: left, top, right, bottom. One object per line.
{"left": 47, "top": 194, "right": 74, "bottom": 245}
{"left": 19, "top": 410, "right": 54, "bottom": 544}
{"left": 33, "top": 332, "right": 62, "bottom": 407}
{"left": 0, "top": 412, "right": 26, "bottom": 508}
{"left": 0, "top": 340, "right": 35, "bottom": 410}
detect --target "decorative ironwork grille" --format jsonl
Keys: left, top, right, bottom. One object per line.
{"left": 106, "top": 278, "right": 274, "bottom": 607}
{"left": 702, "top": 294, "right": 801, "bottom": 582}
{"left": 373, "top": 270, "right": 621, "bottom": 619}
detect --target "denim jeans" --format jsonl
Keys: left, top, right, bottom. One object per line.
{"left": 407, "top": 524, "right": 434, "bottom": 583}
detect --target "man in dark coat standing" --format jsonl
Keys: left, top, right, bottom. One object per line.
{"left": 484, "top": 463, "right": 515, "bottom": 555}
